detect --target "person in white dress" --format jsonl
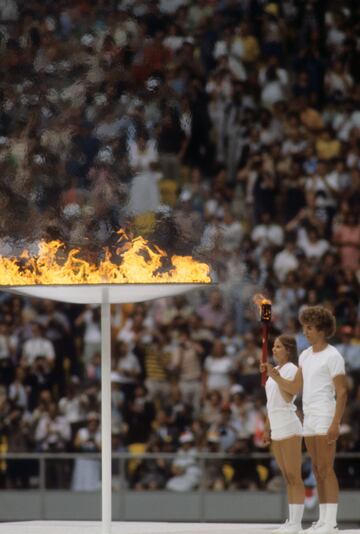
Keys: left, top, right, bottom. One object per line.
{"left": 261, "top": 335, "right": 304, "bottom": 534}
{"left": 71, "top": 412, "right": 101, "bottom": 491}
{"left": 264, "top": 306, "right": 347, "bottom": 534}
{"left": 127, "top": 133, "right": 161, "bottom": 216}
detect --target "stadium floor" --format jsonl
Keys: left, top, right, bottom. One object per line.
{"left": 0, "top": 522, "right": 359, "bottom": 534}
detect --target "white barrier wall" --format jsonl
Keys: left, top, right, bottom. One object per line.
{"left": 0, "top": 491, "right": 359, "bottom": 523}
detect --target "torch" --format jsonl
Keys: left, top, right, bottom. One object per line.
{"left": 253, "top": 294, "right": 272, "bottom": 386}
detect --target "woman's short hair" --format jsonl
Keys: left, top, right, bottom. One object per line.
{"left": 299, "top": 306, "right": 336, "bottom": 338}
{"left": 277, "top": 335, "right": 298, "bottom": 364}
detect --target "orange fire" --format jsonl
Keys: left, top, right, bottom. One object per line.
{"left": 252, "top": 293, "right": 272, "bottom": 308}
{"left": 0, "top": 231, "right": 211, "bottom": 285}
{"left": 252, "top": 293, "right": 272, "bottom": 321}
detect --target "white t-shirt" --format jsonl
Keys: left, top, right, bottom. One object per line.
{"left": 297, "top": 228, "right": 329, "bottom": 260}
{"left": 82, "top": 310, "right": 101, "bottom": 344}
{"left": 261, "top": 81, "right": 285, "bottom": 108}
{"left": 59, "top": 396, "right": 86, "bottom": 424}
{"left": 305, "top": 173, "right": 340, "bottom": 208}
{"left": 273, "top": 249, "right": 299, "bottom": 282}
{"left": 117, "top": 353, "right": 141, "bottom": 384}
{"left": 251, "top": 223, "right": 284, "bottom": 248}
{"left": 265, "top": 362, "right": 298, "bottom": 429}
{"left": 22, "top": 337, "right": 56, "bottom": 365}
{"left": 128, "top": 139, "right": 158, "bottom": 173}
{"left": 220, "top": 221, "right": 244, "bottom": 252}
{"left": 0, "top": 335, "right": 11, "bottom": 359}
{"left": 204, "top": 356, "right": 233, "bottom": 390}
{"left": 299, "top": 344, "right": 345, "bottom": 416}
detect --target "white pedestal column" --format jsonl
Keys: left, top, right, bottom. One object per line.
{"left": 101, "top": 288, "right": 112, "bottom": 534}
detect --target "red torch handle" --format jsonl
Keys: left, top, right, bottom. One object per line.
{"left": 261, "top": 323, "right": 269, "bottom": 386}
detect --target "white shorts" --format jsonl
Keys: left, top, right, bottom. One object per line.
{"left": 303, "top": 413, "right": 334, "bottom": 437}
{"left": 269, "top": 411, "right": 303, "bottom": 441}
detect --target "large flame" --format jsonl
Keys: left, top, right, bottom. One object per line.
{"left": 0, "top": 231, "right": 211, "bottom": 285}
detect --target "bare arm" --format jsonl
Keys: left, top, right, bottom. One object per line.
{"left": 327, "top": 374, "right": 348, "bottom": 443}
{"left": 285, "top": 208, "right": 305, "bottom": 231}
{"left": 261, "top": 363, "right": 303, "bottom": 395}
{"left": 332, "top": 374, "right": 348, "bottom": 424}
{"left": 275, "top": 367, "right": 303, "bottom": 395}
{"left": 263, "top": 414, "right": 271, "bottom": 446}
{"left": 74, "top": 307, "right": 90, "bottom": 327}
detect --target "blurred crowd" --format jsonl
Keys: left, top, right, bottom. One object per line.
{"left": 0, "top": 0, "right": 360, "bottom": 493}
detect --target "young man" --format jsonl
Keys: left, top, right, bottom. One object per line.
{"left": 264, "top": 306, "right": 347, "bottom": 534}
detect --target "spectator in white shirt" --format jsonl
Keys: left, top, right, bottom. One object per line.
{"left": 297, "top": 226, "right": 329, "bottom": 261}
{"left": 8, "top": 367, "right": 28, "bottom": 410}
{"left": 252, "top": 212, "right": 284, "bottom": 252}
{"left": 305, "top": 161, "right": 341, "bottom": 213}
{"left": 58, "top": 379, "right": 88, "bottom": 426}
{"left": 34, "top": 400, "right": 71, "bottom": 488}
{"left": 261, "top": 66, "right": 287, "bottom": 109}
{"left": 75, "top": 306, "right": 101, "bottom": 363}
{"left": 325, "top": 60, "right": 353, "bottom": 100}
{"left": 219, "top": 208, "right": 244, "bottom": 252}
{"left": 22, "top": 323, "right": 55, "bottom": 368}
{"left": 281, "top": 129, "right": 308, "bottom": 157}
{"left": 203, "top": 340, "right": 234, "bottom": 400}
{"left": 34, "top": 401, "right": 71, "bottom": 452}
{"left": 166, "top": 431, "right": 201, "bottom": 492}
{"left": 273, "top": 240, "right": 299, "bottom": 282}
{"left": 163, "top": 23, "right": 185, "bottom": 52}
{"left": 258, "top": 55, "right": 289, "bottom": 93}
{"left": 0, "top": 322, "right": 15, "bottom": 361}
{"left": 115, "top": 340, "right": 141, "bottom": 399}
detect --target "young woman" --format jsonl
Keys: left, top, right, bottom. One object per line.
{"left": 261, "top": 335, "right": 304, "bottom": 534}
{"left": 264, "top": 307, "right": 347, "bottom": 534}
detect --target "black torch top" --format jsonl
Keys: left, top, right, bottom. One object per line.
{"left": 260, "top": 302, "right": 272, "bottom": 323}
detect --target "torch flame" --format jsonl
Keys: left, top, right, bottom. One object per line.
{"left": 253, "top": 293, "right": 272, "bottom": 322}
{"left": 252, "top": 293, "right": 272, "bottom": 308}
{"left": 0, "top": 231, "right": 211, "bottom": 285}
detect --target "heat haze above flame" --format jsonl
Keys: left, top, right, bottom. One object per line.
{"left": 0, "top": 230, "right": 211, "bottom": 285}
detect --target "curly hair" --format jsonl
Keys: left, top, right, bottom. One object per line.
{"left": 277, "top": 335, "right": 298, "bottom": 364}
{"left": 299, "top": 306, "right": 336, "bottom": 338}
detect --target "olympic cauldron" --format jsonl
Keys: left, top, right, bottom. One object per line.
{"left": 0, "top": 232, "right": 212, "bottom": 534}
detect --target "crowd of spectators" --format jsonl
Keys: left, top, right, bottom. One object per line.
{"left": 0, "top": 0, "right": 359, "bottom": 495}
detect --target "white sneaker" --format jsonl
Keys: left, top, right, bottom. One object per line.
{"left": 280, "top": 522, "right": 302, "bottom": 534}
{"left": 300, "top": 523, "right": 339, "bottom": 534}
{"left": 272, "top": 520, "right": 291, "bottom": 533}
{"left": 310, "top": 524, "right": 339, "bottom": 534}
{"left": 272, "top": 521, "right": 302, "bottom": 534}
{"left": 300, "top": 521, "right": 326, "bottom": 533}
